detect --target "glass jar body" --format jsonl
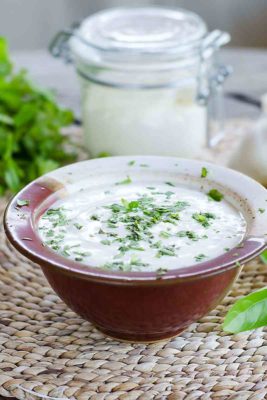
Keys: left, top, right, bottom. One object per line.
{"left": 78, "top": 62, "right": 213, "bottom": 158}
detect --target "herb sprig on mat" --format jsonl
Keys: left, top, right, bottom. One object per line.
{"left": 223, "top": 249, "right": 267, "bottom": 333}
{"left": 0, "top": 37, "right": 76, "bottom": 195}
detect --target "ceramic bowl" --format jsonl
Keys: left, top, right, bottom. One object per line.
{"left": 4, "top": 156, "right": 267, "bottom": 342}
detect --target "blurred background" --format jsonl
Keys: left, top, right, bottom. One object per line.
{"left": 1, "top": 0, "right": 267, "bottom": 50}
{"left": 0, "top": 0, "right": 266, "bottom": 120}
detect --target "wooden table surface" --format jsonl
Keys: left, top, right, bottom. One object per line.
{"left": 1, "top": 46, "right": 267, "bottom": 400}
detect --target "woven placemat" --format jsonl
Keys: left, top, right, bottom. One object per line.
{"left": 1, "top": 121, "right": 267, "bottom": 400}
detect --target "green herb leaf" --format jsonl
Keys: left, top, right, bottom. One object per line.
{"left": 0, "top": 37, "right": 75, "bottom": 195}
{"left": 116, "top": 176, "right": 132, "bottom": 185}
{"left": 195, "top": 253, "right": 207, "bottom": 262}
{"left": 260, "top": 250, "right": 267, "bottom": 264}
{"left": 192, "top": 212, "right": 215, "bottom": 228}
{"left": 208, "top": 189, "right": 224, "bottom": 202}
{"left": 258, "top": 208, "right": 265, "bottom": 214}
{"left": 74, "top": 223, "right": 83, "bottom": 230}
{"left": 223, "top": 287, "right": 267, "bottom": 333}
{"left": 201, "top": 167, "right": 208, "bottom": 178}
{"left": 17, "top": 199, "right": 30, "bottom": 207}
{"left": 156, "top": 267, "right": 168, "bottom": 276}
{"left": 165, "top": 181, "right": 175, "bottom": 187}
{"left": 128, "top": 160, "right": 135, "bottom": 166}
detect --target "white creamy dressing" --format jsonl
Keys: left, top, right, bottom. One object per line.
{"left": 38, "top": 179, "right": 246, "bottom": 273}
{"left": 82, "top": 84, "right": 207, "bottom": 158}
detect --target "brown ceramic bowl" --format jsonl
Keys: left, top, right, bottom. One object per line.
{"left": 4, "top": 156, "right": 267, "bottom": 342}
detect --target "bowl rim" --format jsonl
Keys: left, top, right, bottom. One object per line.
{"left": 4, "top": 156, "right": 267, "bottom": 284}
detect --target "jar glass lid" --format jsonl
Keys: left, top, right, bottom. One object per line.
{"left": 70, "top": 7, "right": 207, "bottom": 65}
{"left": 76, "top": 7, "right": 207, "bottom": 51}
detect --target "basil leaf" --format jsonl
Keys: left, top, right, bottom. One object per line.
{"left": 223, "top": 287, "right": 267, "bottom": 333}
{"left": 260, "top": 250, "right": 267, "bottom": 264}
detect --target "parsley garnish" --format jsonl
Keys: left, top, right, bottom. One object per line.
{"left": 74, "top": 223, "right": 83, "bottom": 230}
{"left": 90, "top": 215, "right": 99, "bottom": 221}
{"left": 176, "top": 231, "right": 200, "bottom": 241}
{"left": 192, "top": 212, "right": 216, "bottom": 227}
{"left": 156, "top": 246, "right": 176, "bottom": 257}
{"left": 101, "top": 239, "right": 111, "bottom": 245}
{"left": 201, "top": 167, "right": 208, "bottom": 178}
{"left": 165, "top": 181, "right": 175, "bottom": 187}
{"left": 159, "top": 231, "right": 171, "bottom": 239}
{"left": 156, "top": 268, "right": 168, "bottom": 276}
{"left": 128, "top": 160, "right": 135, "bottom": 166}
{"left": 195, "top": 254, "right": 207, "bottom": 262}
{"left": 208, "top": 189, "right": 224, "bottom": 202}
{"left": 116, "top": 176, "right": 132, "bottom": 185}
{"left": 17, "top": 199, "right": 30, "bottom": 207}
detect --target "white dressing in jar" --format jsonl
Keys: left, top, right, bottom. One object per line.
{"left": 82, "top": 83, "right": 207, "bottom": 158}
{"left": 49, "top": 7, "right": 230, "bottom": 158}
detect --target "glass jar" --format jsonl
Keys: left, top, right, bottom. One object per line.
{"left": 50, "top": 7, "right": 231, "bottom": 158}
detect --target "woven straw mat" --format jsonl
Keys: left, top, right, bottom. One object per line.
{"left": 0, "top": 121, "right": 267, "bottom": 400}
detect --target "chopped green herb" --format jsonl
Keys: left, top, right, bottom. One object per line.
{"left": 165, "top": 191, "right": 175, "bottom": 199}
{"left": 195, "top": 253, "right": 207, "bottom": 262}
{"left": 140, "top": 164, "right": 149, "bottom": 167}
{"left": 176, "top": 230, "right": 200, "bottom": 241}
{"left": 201, "top": 167, "right": 208, "bottom": 178}
{"left": 96, "top": 152, "right": 111, "bottom": 158}
{"left": 192, "top": 212, "right": 215, "bottom": 228}
{"left": 90, "top": 215, "right": 99, "bottom": 221}
{"left": 101, "top": 239, "right": 111, "bottom": 245}
{"left": 208, "top": 189, "right": 224, "bottom": 202}
{"left": 156, "top": 246, "right": 176, "bottom": 258}
{"left": 107, "top": 222, "right": 117, "bottom": 229}
{"left": 156, "top": 268, "right": 168, "bottom": 276}
{"left": 159, "top": 231, "right": 171, "bottom": 239}
{"left": 115, "top": 176, "right": 132, "bottom": 185}
{"left": 74, "top": 223, "right": 83, "bottom": 230}
{"left": 165, "top": 181, "right": 175, "bottom": 187}
{"left": 128, "top": 160, "right": 135, "bottom": 166}
{"left": 258, "top": 208, "right": 265, "bottom": 214}
{"left": 17, "top": 199, "right": 30, "bottom": 207}
{"left": 121, "top": 198, "right": 139, "bottom": 212}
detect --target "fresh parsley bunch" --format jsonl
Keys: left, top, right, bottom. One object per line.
{"left": 0, "top": 37, "right": 76, "bottom": 195}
